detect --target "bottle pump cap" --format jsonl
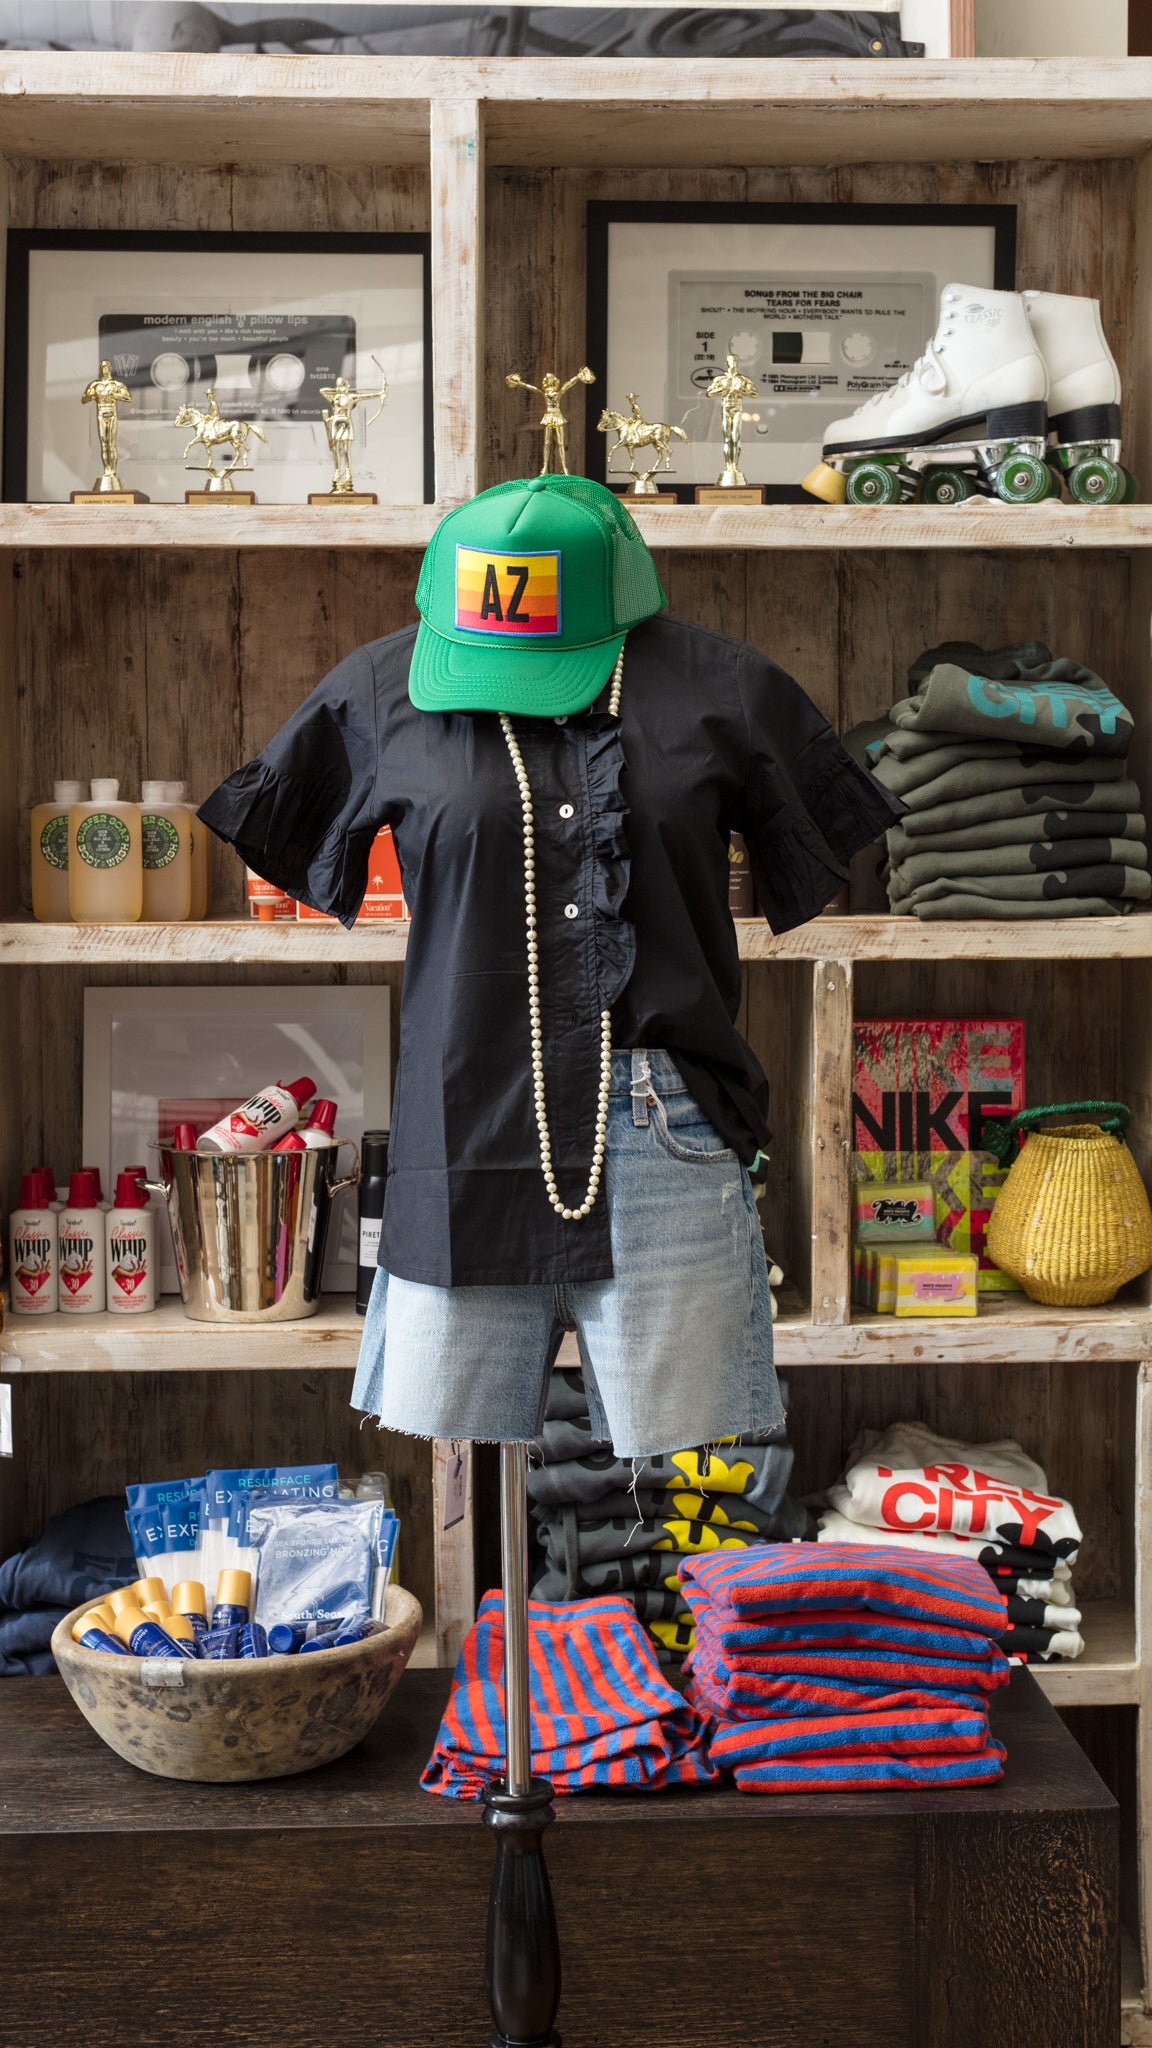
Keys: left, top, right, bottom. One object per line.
{"left": 305, "top": 1098, "right": 337, "bottom": 1136}
{"left": 90, "top": 779, "right": 120, "bottom": 801}
{"left": 135, "top": 1577, "right": 167, "bottom": 1606}
{"left": 18, "top": 1171, "right": 43, "bottom": 1207}
{"left": 112, "top": 1605, "right": 149, "bottom": 1645}
{"left": 282, "top": 1077, "right": 316, "bottom": 1110}
{"left": 81, "top": 1167, "right": 105, "bottom": 1201}
{"left": 67, "top": 1169, "right": 102, "bottom": 1208}
{"left": 113, "top": 1172, "right": 149, "bottom": 1208}
{"left": 140, "top": 779, "right": 168, "bottom": 804}
{"left": 271, "top": 1131, "right": 307, "bottom": 1152}
{"left": 216, "top": 1568, "right": 252, "bottom": 1608}
{"left": 54, "top": 780, "right": 84, "bottom": 805}
{"left": 172, "top": 1581, "right": 207, "bottom": 1618}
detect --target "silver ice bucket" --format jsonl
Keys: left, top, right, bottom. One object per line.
{"left": 146, "top": 1142, "right": 359, "bottom": 1323}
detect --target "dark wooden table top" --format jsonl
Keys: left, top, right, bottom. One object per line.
{"left": 0, "top": 1666, "right": 1115, "bottom": 1837}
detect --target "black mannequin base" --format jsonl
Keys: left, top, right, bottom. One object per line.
{"left": 483, "top": 1776, "right": 562, "bottom": 2047}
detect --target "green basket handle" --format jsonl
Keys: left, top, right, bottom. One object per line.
{"left": 984, "top": 1100, "right": 1131, "bottom": 1168}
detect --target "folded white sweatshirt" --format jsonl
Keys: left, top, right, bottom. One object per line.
{"left": 826, "top": 1422, "right": 1082, "bottom": 1555}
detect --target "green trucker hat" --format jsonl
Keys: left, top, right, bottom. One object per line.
{"left": 409, "top": 473, "right": 666, "bottom": 717}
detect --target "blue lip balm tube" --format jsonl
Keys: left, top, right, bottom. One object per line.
{"left": 200, "top": 1625, "right": 241, "bottom": 1660}
{"left": 238, "top": 1623, "right": 269, "bottom": 1659}
{"left": 172, "top": 1581, "right": 210, "bottom": 1643}
{"left": 298, "top": 1628, "right": 344, "bottom": 1656}
{"left": 266, "top": 1623, "right": 303, "bottom": 1655}
{"left": 211, "top": 1569, "right": 252, "bottom": 1629}
{"left": 71, "top": 1612, "right": 131, "bottom": 1656}
{"left": 112, "top": 1606, "right": 198, "bottom": 1659}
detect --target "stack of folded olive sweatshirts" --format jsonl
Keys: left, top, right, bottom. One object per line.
{"left": 528, "top": 1368, "right": 813, "bottom": 1664}
{"left": 849, "top": 640, "right": 1149, "bottom": 920}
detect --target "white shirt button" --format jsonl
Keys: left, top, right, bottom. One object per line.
{"left": 558, "top": 803, "right": 574, "bottom": 819}
{"left": 554, "top": 715, "right": 568, "bottom": 726}
{"left": 564, "top": 903, "right": 579, "bottom": 920}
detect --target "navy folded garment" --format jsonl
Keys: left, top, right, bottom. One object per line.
{"left": 0, "top": 1496, "right": 137, "bottom": 1612}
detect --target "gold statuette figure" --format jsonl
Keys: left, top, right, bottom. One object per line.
{"left": 506, "top": 364, "right": 595, "bottom": 476}
{"left": 72, "top": 359, "right": 149, "bottom": 504}
{"left": 695, "top": 351, "right": 766, "bottom": 504}
{"left": 597, "top": 392, "right": 687, "bottom": 497}
{"left": 175, "top": 389, "right": 266, "bottom": 503}
{"left": 310, "top": 356, "right": 389, "bottom": 505}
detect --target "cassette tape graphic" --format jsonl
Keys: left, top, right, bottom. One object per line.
{"left": 96, "top": 312, "right": 356, "bottom": 421}
{"left": 670, "top": 271, "right": 935, "bottom": 446}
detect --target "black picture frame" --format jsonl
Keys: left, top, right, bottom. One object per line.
{"left": 585, "top": 202, "right": 1018, "bottom": 503}
{"left": 3, "top": 228, "right": 435, "bottom": 504}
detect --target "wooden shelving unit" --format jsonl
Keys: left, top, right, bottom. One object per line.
{"left": 0, "top": 49, "right": 1151, "bottom": 2035}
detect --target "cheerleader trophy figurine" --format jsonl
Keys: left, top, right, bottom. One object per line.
{"left": 695, "top": 351, "right": 766, "bottom": 505}
{"left": 506, "top": 363, "right": 595, "bottom": 476}
{"left": 72, "top": 359, "right": 149, "bottom": 504}
{"left": 310, "top": 356, "right": 390, "bottom": 505}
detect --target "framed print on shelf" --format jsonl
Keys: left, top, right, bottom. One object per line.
{"left": 82, "top": 986, "right": 390, "bottom": 1295}
{"left": 3, "top": 230, "right": 433, "bottom": 505}
{"left": 585, "top": 201, "right": 1016, "bottom": 503}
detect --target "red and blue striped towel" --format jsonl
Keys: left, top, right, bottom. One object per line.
{"left": 709, "top": 1702, "right": 995, "bottom": 1768}
{"left": 679, "top": 1545, "right": 1008, "bottom": 1636}
{"left": 421, "top": 1590, "right": 717, "bottom": 1800}
{"left": 703, "top": 1608, "right": 1004, "bottom": 1661}
{"left": 722, "top": 1745, "right": 1007, "bottom": 1792}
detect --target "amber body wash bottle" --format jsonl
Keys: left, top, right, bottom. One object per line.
{"left": 31, "top": 778, "right": 84, "bottom": 921}
{"left": 68, "top": 778, "right": 143, "bottom": 923}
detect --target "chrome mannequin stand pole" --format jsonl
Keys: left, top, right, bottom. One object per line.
{"left": 482, "top": 1441, "right": 562, "bottom": 2047}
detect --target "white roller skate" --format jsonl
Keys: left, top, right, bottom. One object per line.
{"left": 803, "top": 283, "right": 1053, "bottom": 507}
{"left": 1021, "top": 290, "right": 1136, "bottom": 504}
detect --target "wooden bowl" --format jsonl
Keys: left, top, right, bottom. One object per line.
{"left": 51, "top": 1585, "right": 424, "bottom": 1783}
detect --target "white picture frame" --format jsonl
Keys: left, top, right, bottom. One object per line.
{"left": 83, "top": 986, "right": 390, "bottom": 1296}
{"left": 6, "top": 230, "right": 432, "bottom": 505}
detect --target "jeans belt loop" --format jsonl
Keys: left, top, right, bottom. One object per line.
{"left": 631, "top": 1048, "right": 653, "bottom": 1125}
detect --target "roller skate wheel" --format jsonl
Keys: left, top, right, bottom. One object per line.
{"left": 1067, "top": 456, "right": 1127, "bottom": 506}
{"left": 1123, "top": 468, "right": 1139, "bottom": 504}
{"left": 919, "top": 467, "right": 974, "bottom": 506}
{"left": 993, "top": 453, "right": 1051, "bottom": 506}
{"left": 801, "top": 460, "right": 848, "bottom": 506}
{"left": 845, "top": 460, "right": 904, "bottom": 507}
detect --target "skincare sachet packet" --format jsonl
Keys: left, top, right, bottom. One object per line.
{"left": 247, "top": 1499, "right": 385, "bottom": 1632}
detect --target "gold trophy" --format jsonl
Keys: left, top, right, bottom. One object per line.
{"left": 695, "top": 351, "right": 766, "bottom": 505}
{"left": 308, "top": 356, "right": 389, "bottom": 505}
{"left": 597, "top": 392, "right": 687, "bottom": 501}
{"left": 71, "top": 359, "right": 149, "bottom": 504}
{"left": 506, "top": 364, "right": 595, "bottom": 476}
{"left": 175, "top": 389, "right": 265, "bottom": 503}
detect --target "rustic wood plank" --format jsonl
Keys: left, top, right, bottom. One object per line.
{"left": 809, "top": 959, "right": 853, "bottom": 1325}
{"left": 432, "top": 1438, "right": 476, "bottom": 1669}
{"left": 430, "top": 99, "right": 483, "bottom": 503}
{"left": 949, "top": 0, "right": 976, "bottom": 57}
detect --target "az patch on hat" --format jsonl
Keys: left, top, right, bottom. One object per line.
{"left": 455, "top": 546, "right": 561, "bottom": 637}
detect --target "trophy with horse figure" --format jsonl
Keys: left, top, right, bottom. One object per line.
{"left": 597, "top": 393, "right": 687, "bottom": 500}
{"left": 174, "top": 390, "right": 267, "bottom": 503}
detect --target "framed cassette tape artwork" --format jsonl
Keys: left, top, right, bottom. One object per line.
{"left": 585, "top": 202, "right": 1016, "bottom": 502}
{"left": 3, "top": 230, "right": 432, "bottom": 504}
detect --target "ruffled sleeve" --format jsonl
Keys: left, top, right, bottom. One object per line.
{"left": 736, "top": 642, "right": 906, "bottom": 932}
{"left": 198, "top": 644, "right": 385, "bottom": 929}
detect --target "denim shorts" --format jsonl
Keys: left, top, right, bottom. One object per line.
{"left": 351, "top": 1050, "right": 780, "bottom": 1459}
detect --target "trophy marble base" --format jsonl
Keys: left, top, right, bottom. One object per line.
{"left": 185, "top": 489, "right": 257, "bottom": 505}
{"left": 70, "top": 489, "right": 150, "bottom": 504}
{"left": 694, "top": 484, "right": 768, "bottom": 505}
{"left": 611, "top": 489, "right": 678, "bottom": 504}
{"left": 307, "top": 492, "right": 379, "bottom": 506}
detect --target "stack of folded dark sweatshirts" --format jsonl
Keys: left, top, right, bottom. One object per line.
{"left": 817, "top": 1422, "right": 1084, "bottom": 1666}
{"left": 681, "top": 1545, "right": 1010, "bottom": 1791}
{"left": 529, "top": 1367, "right": 813, "bottom": 1663}
{"left": 849, "top": 640, "right": 1148, "bottom": 920}
{"left": 0, "top": 1496, "right": 136, "bottom": 1676}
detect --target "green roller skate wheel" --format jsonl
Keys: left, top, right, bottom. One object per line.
{"left": 1123, "top": 468, "right": 1139, "bottom": 504}
{"left": 994, "top": 453, "right": 1051, "bottom": 506}
{"left": 1067, "top": 456, "right": 1127, "bottom": 505}
{"left": 919, "top": 467, "right": 974, "bottom": 505}
{"left": 846, "top": 460, "right": 904, "bottom": 507}
{"left": 1044, "top": 464, "right": 1064, "bottom": 499}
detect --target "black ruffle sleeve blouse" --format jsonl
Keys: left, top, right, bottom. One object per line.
{"left": 199, "top": 613, "right": 902, "bottom": 1287}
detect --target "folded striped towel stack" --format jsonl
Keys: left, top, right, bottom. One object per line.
{"left": 421, "top": 1589, "right": 717, "bottom": 1799}
{"left": 681, "top": 1545, "right": 1010, "bottom": 1793}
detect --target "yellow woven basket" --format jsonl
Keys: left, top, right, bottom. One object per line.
{"left": 986, "top": 1101, "right": 1152, "bottom": 1307}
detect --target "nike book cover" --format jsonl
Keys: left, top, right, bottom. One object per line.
{"left": 852, "top": 1018, "right": 1026, "bottom": 1292}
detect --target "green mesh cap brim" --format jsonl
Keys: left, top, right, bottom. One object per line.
{"left": 408, "top": 619, "right": 626, "bottom": 717}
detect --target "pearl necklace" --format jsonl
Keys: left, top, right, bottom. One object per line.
{"left": 499, "top": 648, "right": 624, "bottom": 1222}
